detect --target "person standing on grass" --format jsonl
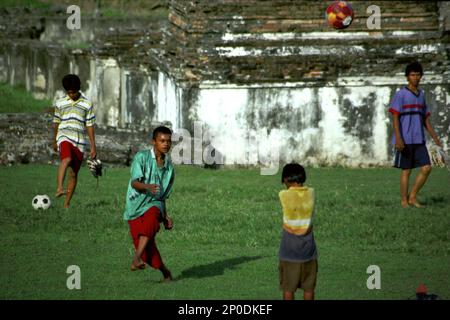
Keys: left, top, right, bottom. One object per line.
{"left": 123, "top": 126, "right": 174, "bottom": 281}
{"left": 278, "top": 163, "right": 318, "bottom": 300}
{"left": 388, "top": 62, "right": 442, "bottom": 208}
{"left": 53, "top": 74, "right": 97, "bottom": 208}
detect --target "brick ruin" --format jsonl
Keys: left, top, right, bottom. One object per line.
{"left": 159, "top": 0, "right": 449, "bottom": 85}
{"left": 0, "top": 1, "right": 449, "bottom": 166}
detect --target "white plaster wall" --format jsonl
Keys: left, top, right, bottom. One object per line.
{"left": 85, "top": 58, "right": 121, "bottom": 127}
{"left": 152, "top": 72, "right": 182, "bottom": 129}
{"left": 192, "top": 86, "right": 395, "bottom": 167}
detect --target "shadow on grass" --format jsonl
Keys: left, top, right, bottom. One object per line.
{"left": 175, "top": 256, "right": 265, "bottom": 280}
{"left": 424, "top": 196, "right": 448, "bottom": 205}
{"left": 84, "top": 200, "right": 110, "bottom": 208}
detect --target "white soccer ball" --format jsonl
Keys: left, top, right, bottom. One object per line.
{"left": 32, "top": 195, "right": 51, "bottom": 210}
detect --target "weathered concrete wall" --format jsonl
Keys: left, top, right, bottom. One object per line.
{"left": 0, "top": 42, "right": 180, "bottom": 130}
{"left": 164, "top": 0, "right": 449, "bottom": 84}
{"left": 162, "top": 0, "right": 450, "bottom": 166}
{"left": 183, "top": 82, "right": 450, "bottom": 167}
{"left": 0, "top": 113, "right": 156, "bottom": 166}
{"left": 0, "top": 1, "right": 449, "bottom": 167}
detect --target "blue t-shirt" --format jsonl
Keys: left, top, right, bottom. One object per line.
{"left": 388, "top": 87, "right": 430, "bottom": 145}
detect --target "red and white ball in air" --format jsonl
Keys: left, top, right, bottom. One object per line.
{"left": 326, "top": 1, "right": 355, "bottom": 30}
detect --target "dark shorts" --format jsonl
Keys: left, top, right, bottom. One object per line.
{"left": 59, "top": 141, "right": 83, "bottom": 174}
{"left": 393, "top": 144, "right": 431, "bottom": 170}
{"left": 279, "top": 259, "right": 318, "bottom": 292}
{"left": 128, "top": 206, "right": 163, "bottom": 269}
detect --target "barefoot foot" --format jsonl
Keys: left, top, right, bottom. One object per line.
{"left": 159, "top": 265, "right": 172, "bottom": 282}
{"left": 131, "top": 259, "right": 145, "bottom": 271}
{"left": 408, "top": 200, "right": 424, "bottom": 208}
{"left": 55, "top": 189, "right": 67, "bottom": 198}
{"left": 408, "top": 196, "right": 424, "bottom": 208}
{"left": 401, "top": 200, "right": 410, "bottom": 208}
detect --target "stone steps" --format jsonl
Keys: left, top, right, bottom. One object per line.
{"left": 168, "top": 12, "right": 439, "bottom": 34}
{"left": 171, "top": 0, "right": 439, "bottom": 18}
{"left": 161, "top": 0, "right": 447, "bottom": 85}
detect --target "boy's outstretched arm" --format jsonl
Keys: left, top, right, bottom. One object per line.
{"left": 86, "top": 126, "right": 97, "bottom": 159}
{"left": 424, "top": 117, "right": 442, "bottom": 147}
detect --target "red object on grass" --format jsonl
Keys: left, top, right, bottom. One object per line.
{"left": 416, "top": 283, "right": 428, "bottom": 294}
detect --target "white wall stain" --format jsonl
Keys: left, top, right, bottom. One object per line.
{"left": 153, "top": 72, "right": 181, "bottom": 129}
{"left": 189, "top": 86, "right": 398, "bottom": 166}
{"left": 1, "top": 43, "right": 447, "bottom": 167}
{"left": 395, "top": 44, "right": 441, "bottom": 55}
{"left": 221, "top": 31, "right": 422, "bottom": 43}
{"left": 214, "top": 45, "right": 365, "bottom": 57}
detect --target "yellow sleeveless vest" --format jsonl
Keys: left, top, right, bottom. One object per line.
{"left": 279, "top": 186, "right": 315, "bottom": 235}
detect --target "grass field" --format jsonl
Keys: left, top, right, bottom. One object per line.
{"left": 0, "top": 164, "right": 449, "bottom": 300}
{"left": 0, "top": 82, "right": 51, "bottom": 113}
{"left": 0, "top": 0, "right": 50, "bottom": 9}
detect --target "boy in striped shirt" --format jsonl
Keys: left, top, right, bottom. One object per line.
{"left": 388, "top": 62, "right": 442, "bottom": 208}
{"left": 53, "top": 74, "right": 97, "bottom": 208}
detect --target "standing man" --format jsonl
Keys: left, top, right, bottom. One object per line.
{"left": 388, "top": 62, "right": 442, "bottom": 208}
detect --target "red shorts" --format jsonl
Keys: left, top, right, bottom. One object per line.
{"left": 59, "top": 141, "right": 83, "bottom": 174}
{"left": 128, "top": 206, "right": 163, "bottom": 269}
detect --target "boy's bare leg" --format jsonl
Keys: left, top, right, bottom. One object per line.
{"left": 63, "top": 167, "right": 77, "bottom": 208}
{"left": 408, "top": 165, "right": 432, "bottom": 208}
{"left": 56, "top": 157, "right": 71, "bottom": 197}
{"left": 400, "top": 169, "right": 411, "bottom": 208}
{"left": 159, "top": 264, "right": 172, "bottom": 282}
{"left": 304, "top": 291, "right": 314, "bottom": 300}
{"left": 283, "top": 292, "right": 294, "bottom": 300}
{"left": 131, "top": 235, "right": 149, "bottom": 271}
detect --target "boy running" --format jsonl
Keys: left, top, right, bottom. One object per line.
{"left": 123, "top": 126, "right": 174, "bottom": 281}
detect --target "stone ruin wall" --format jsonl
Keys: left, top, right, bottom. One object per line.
{"left": 0, "top": 1, "right": 449, "bottom": 166}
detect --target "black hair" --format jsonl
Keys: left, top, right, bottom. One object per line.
{"left": 62, "top": 74, "right": 81, "bottom": 91}
{"left": 405, "top": 62, "right": 423, "bottom": 77}
{"left": 152, "top": 126, "right": 172, "bottom": 140}
{"left": 281, "top": 163, "right": 306, "bottom": 184}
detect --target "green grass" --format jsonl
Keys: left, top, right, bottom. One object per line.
{"left": 0, "top": 82, "right": 52, "bottom": 113}
{"left": 63, "top": 40, "right": 91, "bottom": 50}
{"left": 0, "top": 0, "right": 167, "bottom": 19}
{"left": 0, "top": 0, "right": 49, "bottom": 9}
{"left": 0, "top": 165, "right": 449, "bottom": 299}
{"left": 100, "top": 7, "right": 168, "bottom": 19}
